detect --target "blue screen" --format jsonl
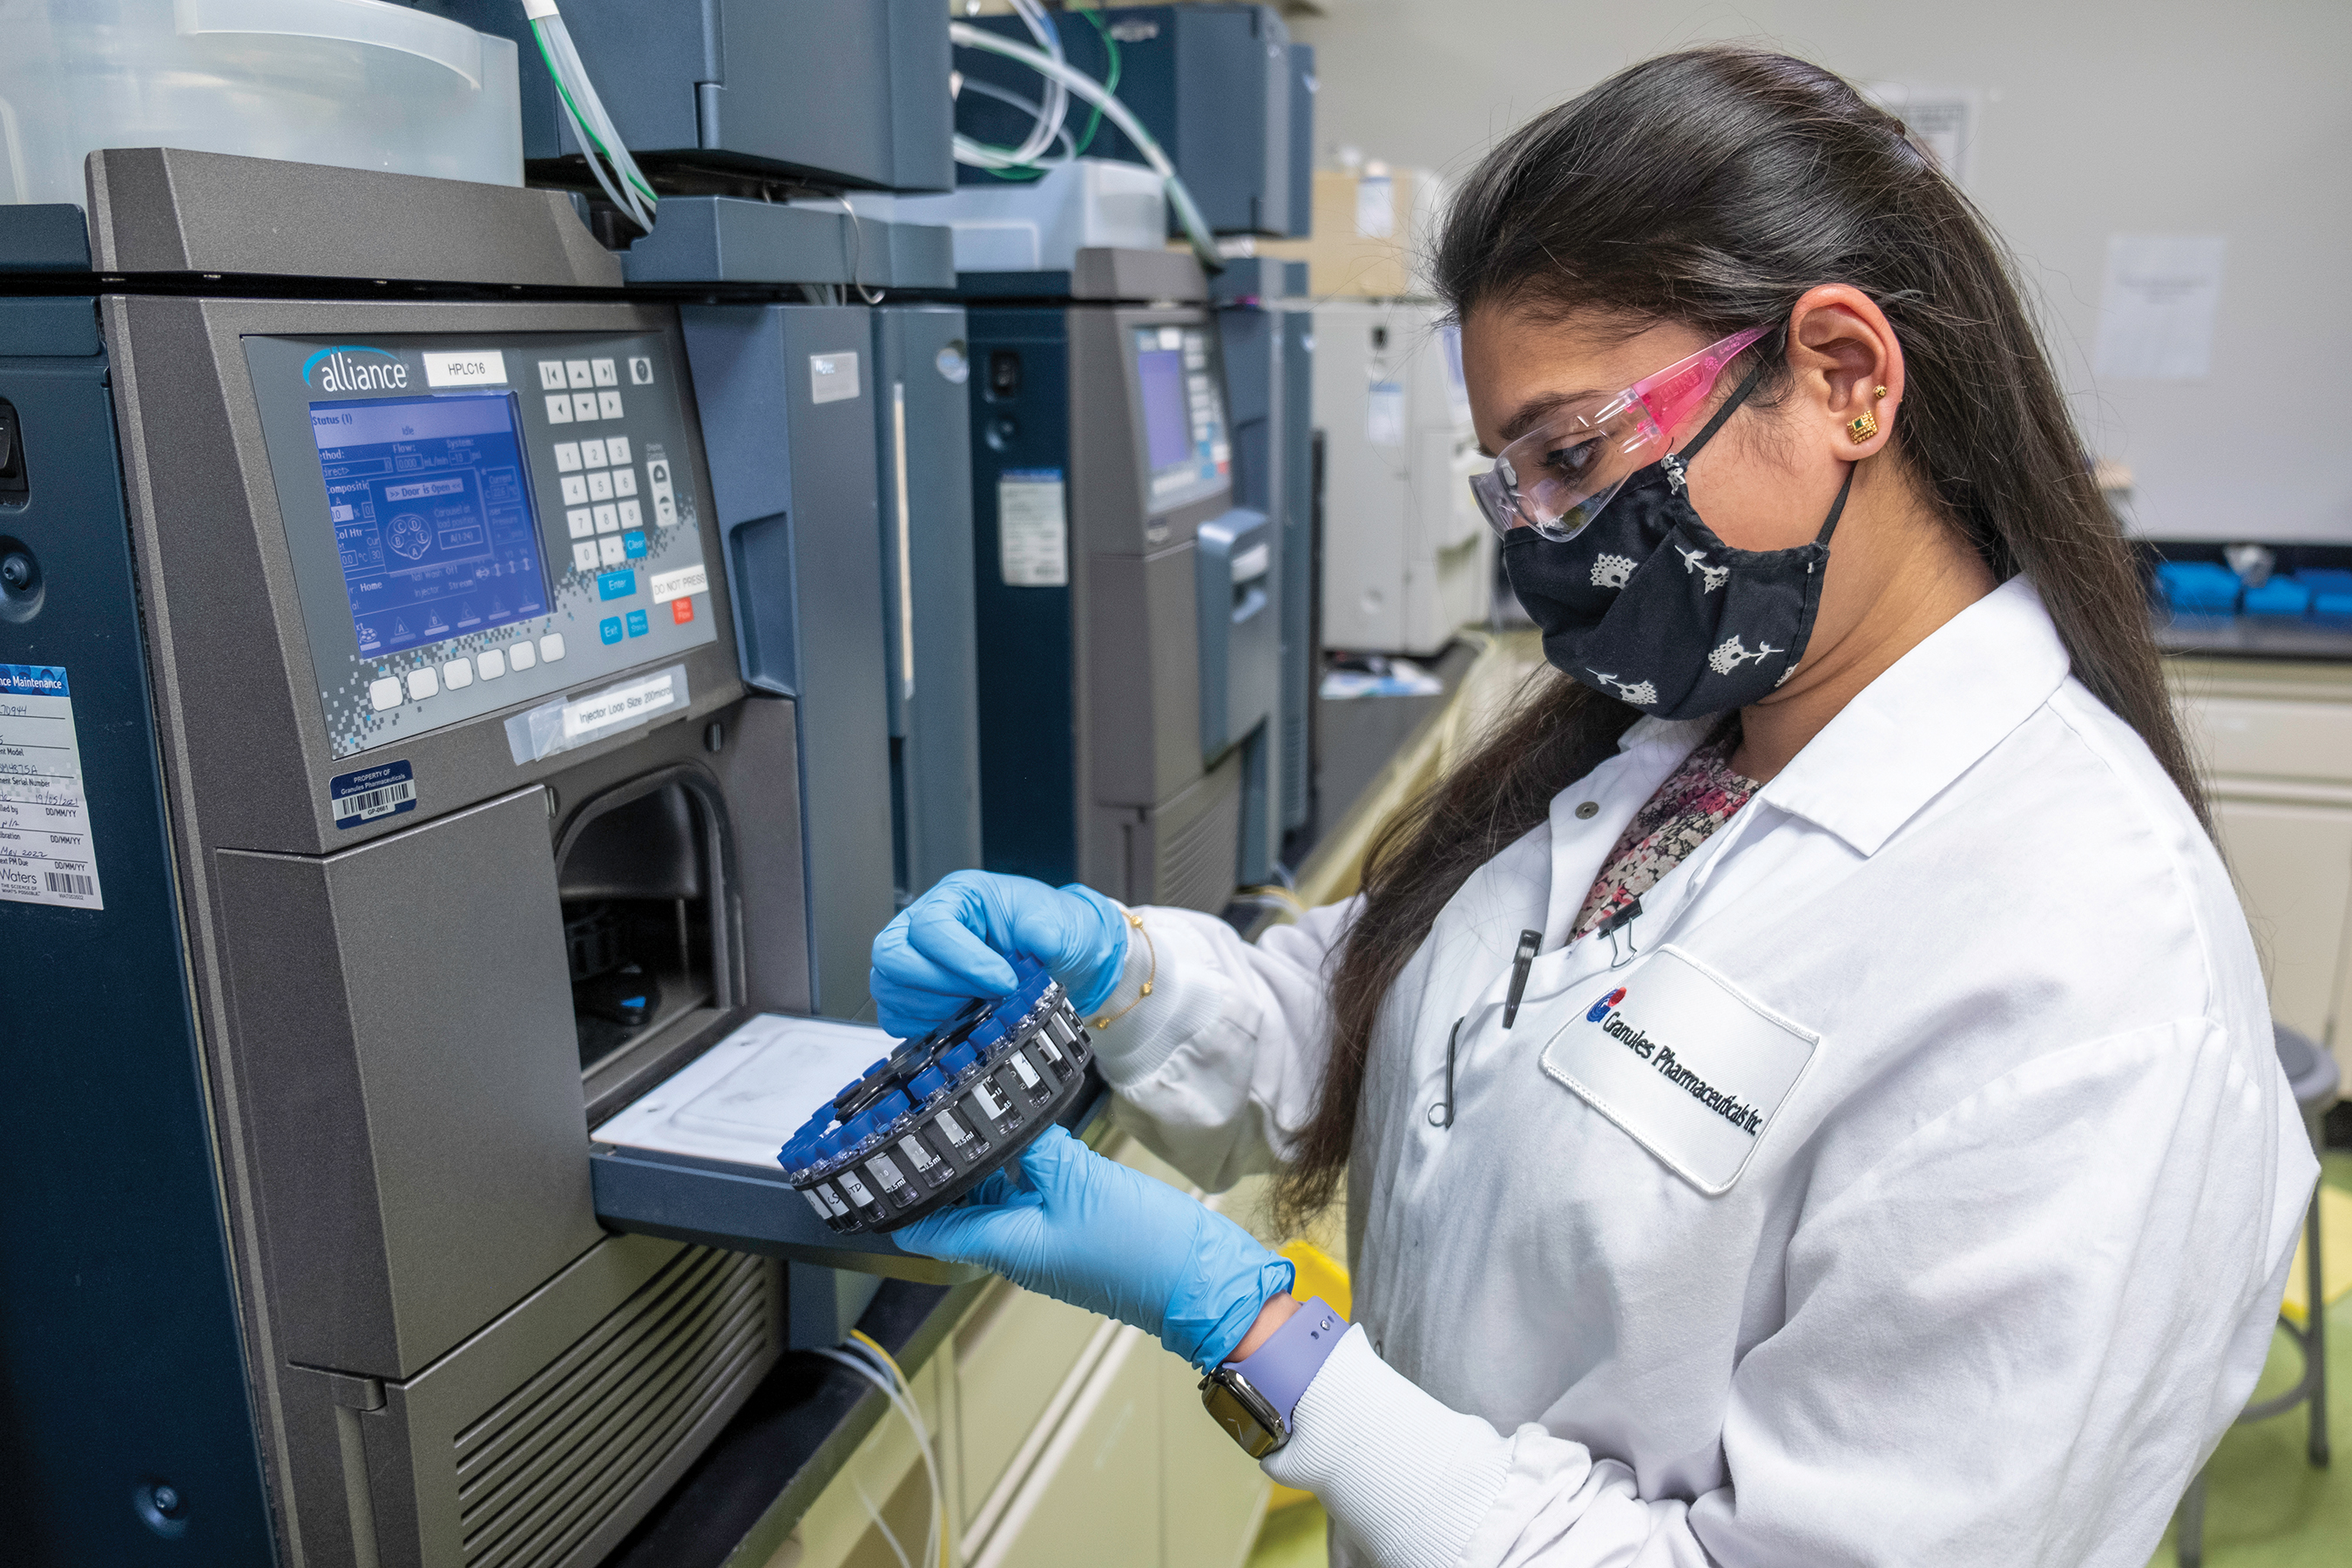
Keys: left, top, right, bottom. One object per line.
{"left": 1135, "top": 347, "right": 1193, "bottom": 472}
{"left": 309, "top": 393, "right": 548, "bottom": 656}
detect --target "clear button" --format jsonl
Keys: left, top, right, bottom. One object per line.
{"left": 406, "top": 666, "right": 438, "bottom": 701}
{"left": 510, "top": 640, "right": 537, "bottom": 672}
{"left": 539, "top": 632, "right": 566, "bottom": 663}
{"left": 477, "top": 648, "right": 506, "bottom": 679}
{"left": 443, "top": 658, "right": 475, "bottom": 691}
{"left": 368, "top": 675, "right": 403, "bottom": 711}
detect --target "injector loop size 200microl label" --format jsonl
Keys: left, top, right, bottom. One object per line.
{"left": 0, "top": 664, "right": 104, "bottom": 910}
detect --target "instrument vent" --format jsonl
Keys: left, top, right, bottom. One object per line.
{"left": 452, "top": 1247, "right": 771, "bottom": 1568}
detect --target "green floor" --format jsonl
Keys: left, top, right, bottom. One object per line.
{"left": 1247, "top": 1152, "right": 2352, "bottom": 1568}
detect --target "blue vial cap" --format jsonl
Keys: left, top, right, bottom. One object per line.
{"left": 942, "top": 1042, "right": 980, "bottom": 1078}
{"left": 909, "top": 1066, "right": 949, "bottom": 1101}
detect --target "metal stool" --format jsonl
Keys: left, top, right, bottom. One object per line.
{"left": 2176, "top": 1024, "right": 2336, "bottom": 1566}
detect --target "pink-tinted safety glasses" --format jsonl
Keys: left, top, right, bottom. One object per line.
{"left": 1467, "top": 325, "right": 1772, "bottom": 542}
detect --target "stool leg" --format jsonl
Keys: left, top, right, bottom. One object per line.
{"left": 2308, "top": 1189, "right": 2330, "bottom": 1468}
{"left": 2178, "top": 1469, "right": 2207, "bottom": 1568}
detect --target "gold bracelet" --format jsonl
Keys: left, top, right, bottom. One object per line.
{"left": 1090, "top": 910, "right": 1157, "bottom": 1031}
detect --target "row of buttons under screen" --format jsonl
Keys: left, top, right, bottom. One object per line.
{"left": 367, "top": 633, "right": 567, "bottom": 712}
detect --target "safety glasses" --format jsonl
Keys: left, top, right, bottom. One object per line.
{"left": 1467, "top": 325, "right": 1772, "bottom": 542}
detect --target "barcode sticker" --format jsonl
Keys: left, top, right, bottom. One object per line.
{"left": 329, "top": 759, "right": 417, "bottom": 828}
{"left": 0, "top": 664, "right": 105, "bottom": 911}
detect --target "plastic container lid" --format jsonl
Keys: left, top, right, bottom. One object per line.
{"left": 0, "top": 0, "right": 524, "bottom": 206}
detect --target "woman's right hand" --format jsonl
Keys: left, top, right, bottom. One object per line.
{"left": 868, "top": 870, "right": 1130, "bottom": 1039}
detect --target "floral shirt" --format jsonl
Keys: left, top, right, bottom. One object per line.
{"left": 1571, "top": 733, "right": 1761, "bottom": 942}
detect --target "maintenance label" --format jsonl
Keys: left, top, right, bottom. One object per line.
{"left": 998, "top": 469, "right": 1068, "bottom": 587}
{"left": 329, "top": 758, "right": 417, "bottom": 828}
{"left": 0, "top": 663, "right": 105, "bottom": 910}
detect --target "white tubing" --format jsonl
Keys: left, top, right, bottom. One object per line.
{"left": 1004, "top": 0, "right": 1069, "bottom": 166}
{"left": 817, "top": 1345, "right": 949, "bottom": 1568}
{"left": 524, "top": 3, "right": 655, "bottom": 233}
{"left": 949, "top": 21, "right": 1221, "bottom": 272}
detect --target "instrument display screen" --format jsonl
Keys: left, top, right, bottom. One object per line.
{"left": 309, "top": 391, "right": 549, "bottom": 657}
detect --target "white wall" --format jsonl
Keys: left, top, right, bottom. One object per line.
{"left": 1290, "top": 1, "right": 2352, "bottom": 542}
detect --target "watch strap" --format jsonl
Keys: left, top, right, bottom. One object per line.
{"left": 1220, "top": 1296, "right": 1348, "bottom": 1431}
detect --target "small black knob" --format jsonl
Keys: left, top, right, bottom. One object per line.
{"left": 1, "top": 553, "right": 31, "bottom": 591}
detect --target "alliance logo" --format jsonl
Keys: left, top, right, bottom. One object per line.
{"left": 1586, "top": 986, "right": 1627, "bottom": 1023}
{"left": 302, "top": 344, "right": 409, "bottom": 393}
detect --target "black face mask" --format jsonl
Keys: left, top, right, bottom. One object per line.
{"left": 1500, "top": 362, "right": 1851, "bottom": 720}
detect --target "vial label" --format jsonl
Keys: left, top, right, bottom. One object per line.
{"left": 816, "top": 1183, "right": 852, "bottom": 1217}
{"left": 869, "top": 1153, "right": 907, "bottom": 1191}
{"left": 970, "top": 1081, "right": 1009, "bottom": 1119}
{"left": 899, "top": 1134, "right": 937, "bottom": 1170}
{"left": 1009, "top": 1051, "right": 1042, "bottom": 1088}
{"left": 936, "top": 1108, "right": 972, "bottom": 1146}
{"left": 838, "top": 1171, "right": 877, "bottom": 1207}
{"left": 801, "top": 1189, "right": 834, "bottom": 1220}
{"left": 1034, "top": 1034, "right": 1065, "bottom": 1065}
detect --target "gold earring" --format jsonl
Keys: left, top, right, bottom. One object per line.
{"left": 1848, "top": 409, "right": 1879, "bottom": 444}
{"left": 1873, "top": 385, "right": 1888, "bottom": 400}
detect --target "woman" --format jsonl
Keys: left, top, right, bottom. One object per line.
{"left": 872, "top": 49, "right": 2315, "bottom": 1566}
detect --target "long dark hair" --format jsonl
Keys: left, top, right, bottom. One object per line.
{"left": 1275, "top": 46, "right": 2202, "bottom": 1225}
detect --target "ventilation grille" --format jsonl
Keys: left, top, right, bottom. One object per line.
{"left": 452, "top": 1247, "right": 770, "bottom": 1568}
{"left": 1157, "top": 758, "right": 1245, "bottom": 912}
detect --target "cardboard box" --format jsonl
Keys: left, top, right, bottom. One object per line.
{"left": 1256, "top": 167, "right": 1452, "bottom": 298}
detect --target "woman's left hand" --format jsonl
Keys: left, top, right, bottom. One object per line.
{"left": 895, "top": 1125, "right": 1294, "bottom": 1370}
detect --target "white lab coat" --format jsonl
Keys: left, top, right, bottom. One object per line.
{"left": 1085, "top": 578, "right": 2316, "bottom": 1568}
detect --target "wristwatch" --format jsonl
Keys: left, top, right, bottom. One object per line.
{"left": 1198, "top": 1297, "right": 1348, "bottom": 1457}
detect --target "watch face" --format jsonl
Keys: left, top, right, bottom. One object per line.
{"left": 1201, "top": 1377, "right": 1284, "bottom": 1458}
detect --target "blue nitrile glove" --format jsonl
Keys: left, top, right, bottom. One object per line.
{"left": 869, "top": 870, "right": 1129, "bottom": 1039}
{"left": 896, "top": 1125, "right": 1293, "bottom": 1370}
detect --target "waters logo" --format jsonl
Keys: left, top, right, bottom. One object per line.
{"left": 303, "top": 345, "right": 409, "bottom": 394}
{"left": 1586, "top": 986, "right": 1627, "bottom": 1023}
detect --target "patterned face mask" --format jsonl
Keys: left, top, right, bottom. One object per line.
{"left": 1499, "top": 359, "right": 1851, "bottom": 720}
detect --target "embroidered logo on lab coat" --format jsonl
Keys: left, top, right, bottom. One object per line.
{"left": 1542, "top": 945, "right": 1816, "bottom": 1194}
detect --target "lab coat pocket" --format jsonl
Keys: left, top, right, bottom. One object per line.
{"left": 1538, "top": 944, "right": 1818, "bottom": 1196}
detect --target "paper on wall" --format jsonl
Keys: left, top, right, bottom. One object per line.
{"left": 1868, "top": 84, "right": 1979, "bottom": 185}
{"left": 2094, "top": 234, "right": 2227, "bottom": 382}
